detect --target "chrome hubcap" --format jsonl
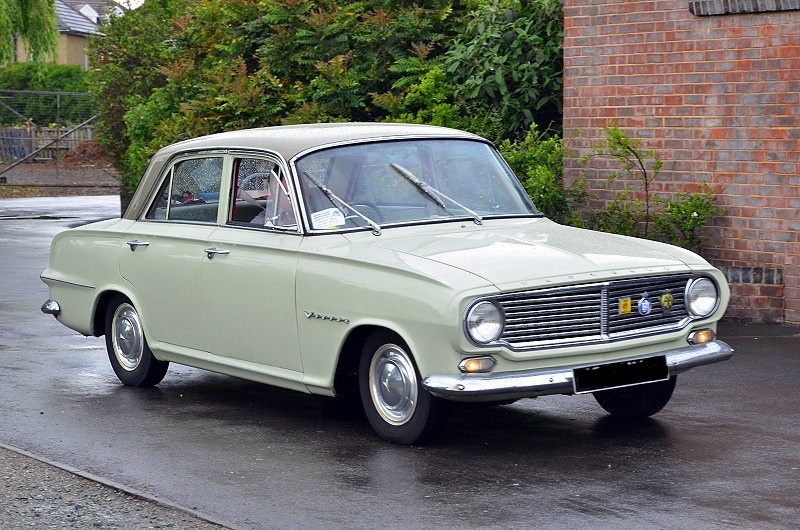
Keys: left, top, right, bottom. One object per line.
{"left": 112, "top": 303, "right": 144, "bottom": 371}
{"left": 369, "top": 344, "right": 418, "bottom": 425}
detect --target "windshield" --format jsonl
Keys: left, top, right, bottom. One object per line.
{"left": 294, "top": 139, "right": 538, "bottom": 231}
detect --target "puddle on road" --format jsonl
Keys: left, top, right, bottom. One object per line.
{"left": 0, "top": 215, "right": 79, "bottom": 221}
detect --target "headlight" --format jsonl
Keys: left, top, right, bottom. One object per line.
{"left": 465, "top": 301, "right": 504, "bottom": 344}
{"left": 685, "top": 277, "right": 719, "bottom": 318}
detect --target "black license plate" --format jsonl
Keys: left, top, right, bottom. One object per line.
{"left": 573, "top": 356, "right": 669, "bottom": 393}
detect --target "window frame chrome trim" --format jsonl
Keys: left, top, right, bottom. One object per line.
{"left": 289, "top": 136, "right": 539, "bottom": 236}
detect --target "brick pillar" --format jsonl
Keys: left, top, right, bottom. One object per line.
{"left": 563, "top": 0, "right": 800, "bottom": 323}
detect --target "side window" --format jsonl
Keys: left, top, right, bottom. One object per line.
{"left": 229, "top": 157, "right": 297, "bottom": 229}
{"left": 145, "top": 157, "right": 223, "bottom": 223}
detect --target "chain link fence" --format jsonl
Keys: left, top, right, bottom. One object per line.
{"left": 0, "top": 90, "right": 119, "bottom": 195}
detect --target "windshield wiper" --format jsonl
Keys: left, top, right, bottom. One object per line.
{"left": 389, "top": 163, "right": 483, "bottom": 225}
{"left": 301, "top": 172, "right": 382, "bottom": 236}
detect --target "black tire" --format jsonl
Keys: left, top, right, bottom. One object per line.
{"left": 104, "top": 295, "right": 169, "bottom": 387}
{"left": 593, "top": 376, "right": 677, "bottom": 418}
{"left": 358, "top": 330, "right": 445, "bottom": 445}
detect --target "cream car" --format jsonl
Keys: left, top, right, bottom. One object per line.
{"left": 41, "top": 123, "right": 732, "bottom": 444}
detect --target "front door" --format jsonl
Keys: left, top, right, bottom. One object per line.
{"left": 200, "top": 155, "right": 304, "bottom": 374}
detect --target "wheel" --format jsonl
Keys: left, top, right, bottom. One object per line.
{"left": 105, "top": 295, "right": 169, "bottom": 387}
{"left": 358, "top": 331, "right": 445, "bottom": 444}
{"left": 593, "top": 376, "right": 677, "bottom": 419}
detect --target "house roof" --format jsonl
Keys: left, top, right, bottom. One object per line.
{"left": 55, "top": 0, "right": 101, "bottom": 36}
{"left": 61, "top": 0, "right": 126, "bottom": 22}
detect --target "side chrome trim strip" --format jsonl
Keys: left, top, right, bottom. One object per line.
{"left": 39, "top": 275, "right": 95, "bottom": 289}
{"left": 422, "top": 339, "right": 733, "bottom": 402}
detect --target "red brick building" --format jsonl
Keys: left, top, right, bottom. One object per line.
{"left": 563, "top": 0, "right": 800, "bottom": 323}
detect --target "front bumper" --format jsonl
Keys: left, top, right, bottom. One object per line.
{"left": 422, "top": 339, "right": 733, "bottom": 402}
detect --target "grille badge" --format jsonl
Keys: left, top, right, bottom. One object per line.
{"left": 660, "top": 291, "right": 674, "bottom": 315}
{"left": 637, "top": 293, "right": 652, "bottom": 316}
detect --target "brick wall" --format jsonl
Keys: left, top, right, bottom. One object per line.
{"left": 563, "top": 0, "right": 800, "bottom": 323}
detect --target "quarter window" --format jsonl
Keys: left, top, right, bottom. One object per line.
{"left": 146, "top": 157, "right": 223, "bottom": 223}
{"left": 228, "top": 157, "right": 297, "bottom": 229}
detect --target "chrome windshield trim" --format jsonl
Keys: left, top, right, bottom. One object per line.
{"left": 422, "top": 339, "right": 733, "bottom": 402}
{"left": 301, "top": 214, "right": 544, "bottom": 236}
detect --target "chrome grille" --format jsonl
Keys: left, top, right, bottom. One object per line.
{"left": 493, "top": 274, "right": 693, "bottom": 350}
{"left": 606, "top": 275, "right": 690, "bottom": 336}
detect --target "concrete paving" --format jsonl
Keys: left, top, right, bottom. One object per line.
{"left": 1, "top": 195, "right": 798, "bottom": 529}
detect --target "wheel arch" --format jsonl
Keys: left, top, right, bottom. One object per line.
{"left": 333, "top": 324, "right": 407, "bottom": 398}
{"left": 92, "top": 288, "right": 140, "bottom": 337}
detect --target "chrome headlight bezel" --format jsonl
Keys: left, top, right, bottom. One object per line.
{"left": 685, "top": 277, "right": 720, "bottom": 318}
{"left": 464, "top": 300, "right": 505, "bottom": 345}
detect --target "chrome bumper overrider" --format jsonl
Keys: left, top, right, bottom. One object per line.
{"left": 41, "top": 299, "right": 61, "bottom": 316}
{"left": 422, "top": 340, "right": 733, "bottom": 402}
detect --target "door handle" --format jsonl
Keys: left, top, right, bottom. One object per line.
{"left": 126, "top": 240, "right": 150, "bottom": 251}
{"left": 204, "top": 247, "right": 230, "bottom": 259}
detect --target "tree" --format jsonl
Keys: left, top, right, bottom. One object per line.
{"left": 89, "top": 0, "right": 566, "bottom": 193}
{"left": 0, "top": 0, "right": 59, "bottom": 65}
{"left": 88, "top": 0, "right": 188, "bottom": 193}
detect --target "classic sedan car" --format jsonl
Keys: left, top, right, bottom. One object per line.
{"left": 41, "top": 123, "right": 732, "bottom": 444}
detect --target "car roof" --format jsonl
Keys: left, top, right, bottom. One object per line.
{"left": 156, "top": 122, "right": 483, "bottom": 161}
{"left": 124, "top": 123, "right": 485, "bottom": 219}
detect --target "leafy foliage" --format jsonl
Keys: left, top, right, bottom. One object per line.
{"left": 499, "top": 125, "right": 585, "bottom": 226}
{"left": 0, "top": 62, "right": 87, "bottom": 91}
{"left": 653, "top": 188, "right": 718, "bottom": 253}
{"left": 443, "top": 0, "right": 563, "bottom": 140}
{"left": 0, "top": 0, "right": 58, "bottom": 65}
{"left": 378, "top": 65, "right": 506, "bottom": 141}
{"left": 0, "top": 64, "right": 90, "bottom": 125}
{"left": 90, "top": 0, "right": 566, "bottom": 193}
{"left": 580, "top": 122, "right": 718, "bottom": 252}
{"left": 581, "top": 122, "right": 663, "bottom": 238}
{"left": 88, "top": 0, "right": 188, "bottom": 190}
{"left": 249, "top": 0, "right": 459, "bottom": 123}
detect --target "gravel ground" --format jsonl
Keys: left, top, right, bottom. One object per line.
{"left": 2, "top": 159, "right": 230, "bottom": 528}
{"left": 0, "top": 446, "right": 229, "bottom": 529}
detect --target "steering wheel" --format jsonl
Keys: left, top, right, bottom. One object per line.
{"left": 240, "top": 171, "right": 274, "bottom": 192}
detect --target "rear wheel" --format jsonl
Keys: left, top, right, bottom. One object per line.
{"left": 358, "top": 331, "right": 445, "bottom": 444}
{"left": 593, "top": 376, "right": 677, "bottom": 418}
{"left": 105, "top": 295, "right": 169, "bottom": 387}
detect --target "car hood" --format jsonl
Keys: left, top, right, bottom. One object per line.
{"left": 350, "top": 218, "right": 706, "bottom": 291}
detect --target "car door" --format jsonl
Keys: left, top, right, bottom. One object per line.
{"left": 199, "top": 155, "right": 304, "bottom": 373}
{"left": 119, "top": 155, "right": 225, "bottom": 354}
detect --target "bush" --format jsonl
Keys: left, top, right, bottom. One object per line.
{"left": 581, "top": 122, "right": 719, "bottom": 252}
{"left": 0, "top": 63, "right": 87, "bottom": 92}
{"left": 653, "top": 188, "right": 718, "bottom": 253}
{"left": 499, "top": 125, "right": 586, "bottom": 225}
{"left": 443, "top": 0, "right": 563, "bottom": 140}
{"left": 0, "top": 63, "right": 90, "bottom": 125}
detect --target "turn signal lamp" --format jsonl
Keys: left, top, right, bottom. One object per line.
{"left": 688, "top": 329, "right": 715, "bottom": 345}
{"left": 459, "top": 356, "right": 496, "bottom": 373}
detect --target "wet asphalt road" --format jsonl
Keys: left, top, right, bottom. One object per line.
{"left": 1, "top": 195, "right": 799, "bottom": 529}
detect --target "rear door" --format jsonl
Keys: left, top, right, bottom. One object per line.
{"left": 119, "top": 155, "right": 224, "bottom": 354}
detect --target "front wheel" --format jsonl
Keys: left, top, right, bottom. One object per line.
{"left": 359, "top": 331, "right": 445, "bottom": 444}
{"left": 593, "top": 376, "right": 677, "bottom": 418}
{"left": 105, "top": 295, "right": 169, "bottom": 387}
